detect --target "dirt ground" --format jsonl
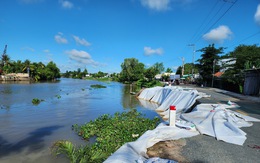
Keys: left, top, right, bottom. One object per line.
{"left": 147, "top": 139, "right": 188, "bottom": 163}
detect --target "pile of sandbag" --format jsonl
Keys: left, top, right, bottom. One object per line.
{"left": 104, "top": 87, "right": 260, "bottom": 163}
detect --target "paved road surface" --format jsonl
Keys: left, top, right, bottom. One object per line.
{"left": 180, "top": 85, "right": 260, "bottom": 163}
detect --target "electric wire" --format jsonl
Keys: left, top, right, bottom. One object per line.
{"left": 193, "top": 2, "right": 227, "bottom": 42}
{"left": 228, "top": 31, "right": 260, "bottom": 48}
{"left": 197, "top": 0, "right": 238, "bottom": 43}
{"left": 189, "top": 0, "right": 220, "bottom": 43}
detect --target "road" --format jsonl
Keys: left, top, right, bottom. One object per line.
{"left": 181, "top": 85, "right": 260, "bottom": 163}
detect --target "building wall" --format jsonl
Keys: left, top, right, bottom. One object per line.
{"left": 244, "top": 69, "right": 260, "bottom": 96}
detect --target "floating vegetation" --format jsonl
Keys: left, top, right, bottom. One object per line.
{"left": 32, "top": 98, "right": 44, "bottom": 105}
{"left": 90, "top": 84, "right": 106, "bottom": 89}
{"left": 0, "top": 105, "right": 10, "bottom": 110}
{"left": 82, "top": 88, "right": 85, "bottom": 91}
{"left": 1, "top": 89, "right": 12, "bottom": 94}
{"left": 52, "top": 109, "right": 160, "bottom": 162}
{"left": 55, "top": 95, "right": 61, "bottom": 99}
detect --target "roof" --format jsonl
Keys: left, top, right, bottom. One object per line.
{"left": 214, "top": 72, "right": 224, "bottom": 77}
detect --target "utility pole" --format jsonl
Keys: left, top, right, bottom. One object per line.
{"left": 188, "top": 44, "right": 196, "bottom": 78}
{"left": 212, "top": 59, "right": 216, "bottom": 88}
{"left": 179, "top": 57, "right": 185, "bottom": 77}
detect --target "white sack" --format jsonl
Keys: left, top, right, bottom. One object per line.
{"left": 181, "top": 104, "right": 259, "bottom": 145}
{"left": 104, "top": 123, "right": 199, "bottom": 163}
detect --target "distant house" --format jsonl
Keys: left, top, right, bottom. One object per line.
{"left": 1, "top": 73, "right": 30, "bottom": 81}
{"left": 214, "top": 72, "right": 224, "bottom": 78}
{"left": 155, "top": 74, "right": 162, "bottom": 80}
{"left": 218, "top": 58, "right": 236, "bottom": 72}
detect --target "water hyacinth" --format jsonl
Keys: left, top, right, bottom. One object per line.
{"left": 53, "top": 109, "right": 160, "bottom": 162}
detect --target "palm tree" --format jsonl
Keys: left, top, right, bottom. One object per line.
{"left": 2, "top": 54, "right": 10, "bottom": 67}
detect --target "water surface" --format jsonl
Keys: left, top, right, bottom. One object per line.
{"left": 0, "top": 78, "right": 158, "bottom": 163}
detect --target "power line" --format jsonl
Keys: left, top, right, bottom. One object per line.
{"left": 189, "top": 0, "right": 220, "bottom": 43}
{"left": 200, "top": 0, "right": 238, "bottom": 43}
{"left": 229, "top": 31, "right": 260, "bottom": 48}
{"left": 193, "top": 1, "right": 227, "bottom": 43}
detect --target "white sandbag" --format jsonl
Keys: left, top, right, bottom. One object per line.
{"left": 181, "top": 104, "right": 260, "bottom": 145}
{"left": 138, "top": 86, "right": 163, "bottom": 101}
{"left": 104, "top": 123, "right": 199, "bottom": 163}
{"left": 150, "top": 87, "right": 173, "bottom": 104}
{"left": 155, "top": 90, "right": 184, "bottom": 112}
{"left": 159, "top": 91, "right": 201, "bottom": 119}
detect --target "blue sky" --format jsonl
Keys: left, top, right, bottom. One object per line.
{"left": 1, "top": 0, "right": 260, "bottom": 73}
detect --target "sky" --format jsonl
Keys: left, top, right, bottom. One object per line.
{"left": 1, "top": 0, "right": 260, "bottom": 73}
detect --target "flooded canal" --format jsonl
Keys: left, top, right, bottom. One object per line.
{"left": 0, "top": 78, "right": 158, "bottom": 163}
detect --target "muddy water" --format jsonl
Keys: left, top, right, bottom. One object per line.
{"left": 0, "top": 78, "right": 158, "bottom": 163}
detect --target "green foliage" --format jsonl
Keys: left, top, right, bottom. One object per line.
{"left": 222, "top": 44, "right": 260, "bottom": 86}
{"left": 119, "top": 58, "right": 145, "bottom": 83}
{"left": 53, "top": 110, "right": 160, "bottom": 162}
{"left": 136, "top": 79, "right": 163, "bottom": 88}
{"left": 51, "top": 140, "right": 94, "bottom": 163}
{"left": 91, "top": 71, "right": 108, "bottom": 78}
{"left": 165, "top": 67, "right": 173, "bottom": 73}
{"left": 161, "top": 74, "right": 170, "bottom": 81}
{"left": 144, "top": 62, "right": 165, "bottom": 81}
{"left": 90, "top": 84, "right": 107, "bottom": 89}
{"left": 0, "top": 56, "right": 61, "bottom": 81}
{"left": 45, "top": 61, "right": 61, "bottom": 80}
{"left": 144, "top": 67, "right": 157, "bottom": 81}
{"left": 63, "top": 68, "right": 88, "bottom": 79}
{"left": 153, "top": 62, "right": 165, "bottom": 74}
{"left": 86, "top": 76, "right": 112, "bottom": 82}
{"left": 32, "top": 98, "right": 44, "bottom": 105}
{"left": 197, "top": 44, "right": 223, "bottom": 85}
{"left": 55, "top": 95, "right": 61, "bottom": 99}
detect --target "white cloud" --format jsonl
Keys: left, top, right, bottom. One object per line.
{"left": 43, "top": 49, "right": 50, "bottom": 53}
{"left": 21, "top": 46, "right": 35, "bottom": 52}
{"left": 59, "top": 0, "right": 74, "bottom": 9}
{"left": 73, "top": 35, "right": 91, "bottom": 47}
{"left": 65, "top": 49, "right": 98, "bottom": 66}
{"left": 255, "top": 4, "right": 260, "bottom": 26}
{"left": 203, "top": 25, "right": 232, "bottom": 44}
{"left": 144, "top": 46, "right": 163, "bottom": 56}
{"left": 141, "top": 0, "right": 170, "bottom": 11}
{"left": 54, "top": 32, "right": 68, "bottom": 44}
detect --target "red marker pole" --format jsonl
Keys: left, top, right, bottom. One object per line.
{"left": 169, "top": 106, "right": 176, "bottom": 126}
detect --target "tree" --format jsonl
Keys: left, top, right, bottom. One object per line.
{"left": 144, "top": 67, "right": 157, "bottom": 81}
{"left": 165, "top": 68, "right": 173, "bottom": 73}
{"left": 92, "top": 71, "right": 107, "bottom": 78}
{"left": 45, "top": 61, "right": 61, "bottom": 80}
{"left": 119, "top": 58, "right": 145, "bottom": 83}
{"left": 222, "top": 44, "right": 260, "bottom": 91}
{"left": 197, "top": 44, "right": 223, "bottom": 86}
{"left": 1, "top": 45, "right": 9, "bottom": 68}
{"left": 176, "top": 66, "right": 182, "bottom": 75}
{"left": 153, "top": 62, "right": 165, "bottom": 74}
{"left": 176, "top": 63, "right": 198, "bottom": 76}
